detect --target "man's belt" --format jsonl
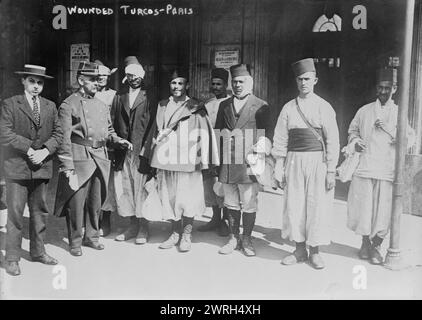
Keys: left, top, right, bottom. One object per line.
{"left": 71, "top": 136, "right": 106, "bottom": 149}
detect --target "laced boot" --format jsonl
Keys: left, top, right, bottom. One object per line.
{"left": 159, "top": 220, "right": 181, "bottom": 249}
{"left": 219, "top": 209, "right": 241, "bottom": 254}
{"left": 241, "top": 212, "right": 256, "bottom": 257}
{"left": 179, "top": 217, "right": 194, "bottom": 252}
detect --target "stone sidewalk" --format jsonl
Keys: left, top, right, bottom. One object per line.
{"left": 0, "top": 191, "right": 421, "bottom": 300}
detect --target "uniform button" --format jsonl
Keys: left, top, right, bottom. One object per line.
{"left": 88, "top": 137, "right": 92, "bottom": 140}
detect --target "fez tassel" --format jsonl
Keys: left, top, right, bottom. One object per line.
{"left": 384, "top": 0, "right": 415, "bottom": 270}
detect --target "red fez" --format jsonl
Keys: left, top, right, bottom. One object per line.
{"left": 230, "top": 64, "right": 251, "bottom": 77}
{"left": 170, "top": 68, "right": 189, "bottom": 81}
{"left": 211, "top": 68, "right": 229, "bottom": 83}
{"left": 377, "top": 68, "right": 396, "bottom": 83}
{"left": 291, "top": 58, "right": 316, "bottom": 77}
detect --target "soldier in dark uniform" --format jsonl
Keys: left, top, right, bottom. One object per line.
{"left": 54, "top": 61, "right": 132, "bottom": 257}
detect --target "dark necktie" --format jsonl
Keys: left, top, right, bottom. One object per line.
{"left": 32, "top": 96, "right": 40, "bottom": 126}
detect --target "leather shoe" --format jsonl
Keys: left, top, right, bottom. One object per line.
{"left": 32, "top": 253, "right": 58, "bottom": 265}
{"left": 6, "top": 261, "right": 21, "bottom": 276}
{"left": 83, "top": 241, "right": 105, "bottom": 250}
{"left": 281, "top": 249, "right": 308, "bottom": 265}
{"left": 309, "top": 253, "right": 325, "bottom": 269}
{"left": 70, "top": 247, "right": 83, "bottom": 256}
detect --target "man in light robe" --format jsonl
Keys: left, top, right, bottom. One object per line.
{"left": 197, "top": 68, "right": 230, "bottom": 237}
{"left": 112, "top": 56, "right": 152, "bottom": 244}
{"left": 271, "top": 58, "right": 340, "bottom": 269}
{"left": 140, "top": 68, "right": 219, "bottom": 252}
{"left": 347, "top": 68, "right": 406, "bottom": 265}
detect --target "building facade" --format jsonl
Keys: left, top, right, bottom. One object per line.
{"left": 1, "top": 0, "right": 421, "bottom": 214}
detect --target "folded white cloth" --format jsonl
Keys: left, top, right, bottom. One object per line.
{"left": 246, "top": 137, "right": 277, "bottom": 189}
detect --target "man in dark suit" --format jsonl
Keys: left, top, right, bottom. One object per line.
{"left": 54, "top": 61, "right": 131, "bottom": 257}
{"left": 0, "top": 64, "right": 63, "bottom": 276}
{"left": 215, "top": 64, "right": 273, "bottom": 257}
{"left": 112, "top": 56, "right": 153, "bottom": 244}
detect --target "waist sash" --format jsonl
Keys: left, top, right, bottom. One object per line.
{"left": 288, "top": 128, "right": 324, "bottom": 152}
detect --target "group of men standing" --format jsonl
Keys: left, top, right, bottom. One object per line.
{"left": 0, "top": 55, "right": 404, "bottom": 276}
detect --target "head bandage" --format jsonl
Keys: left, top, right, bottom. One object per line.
{"left": 122, "top": 64, "right": 145, "bottom": 83}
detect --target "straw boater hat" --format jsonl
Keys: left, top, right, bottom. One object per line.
{"left": 94, "top": 59, "right": 117, "bottom": 76}
{"left": 15, "top": 64, "right": 53, "bottom": 79}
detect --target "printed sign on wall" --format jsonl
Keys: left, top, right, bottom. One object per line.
{"left": 70, "top": 43, "right": 90, "bottom": 87}
{"left": 214, "top": 50, "right": 239, "bottom": 69}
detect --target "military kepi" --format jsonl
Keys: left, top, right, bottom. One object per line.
{"left": 230, "top": 64, "right": 250, "bottom": 77}
{"left": 377, "top": 68, "right": 395, "bottom": 83}
{"left": 211, "top": 68, "right": 229, "bottom": 83}
{"left": 77, "top": 61, "right": 99, "bottom": 76}
{"left": 291, "top": 58, "right": 316, "bottom": 77}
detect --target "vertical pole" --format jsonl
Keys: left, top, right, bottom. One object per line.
{"left": 384, "top": 0, "right": 415, "bottom": 270}
{"left": 113, "top": 0, "right": 119, "bottom": 91}
{"left": 240, "top": 0, "right": 245, "bottom": 63}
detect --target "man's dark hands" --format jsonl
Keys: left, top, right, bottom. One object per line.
{"left": 146, "top": 168, "right": 157, "bottom": 182}
{"left": 209, "top": 166, "right": 220, "bottom": 177}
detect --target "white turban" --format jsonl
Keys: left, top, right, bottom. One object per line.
{"left": 122, "top": 64, "right": 145, "bottom": 83}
